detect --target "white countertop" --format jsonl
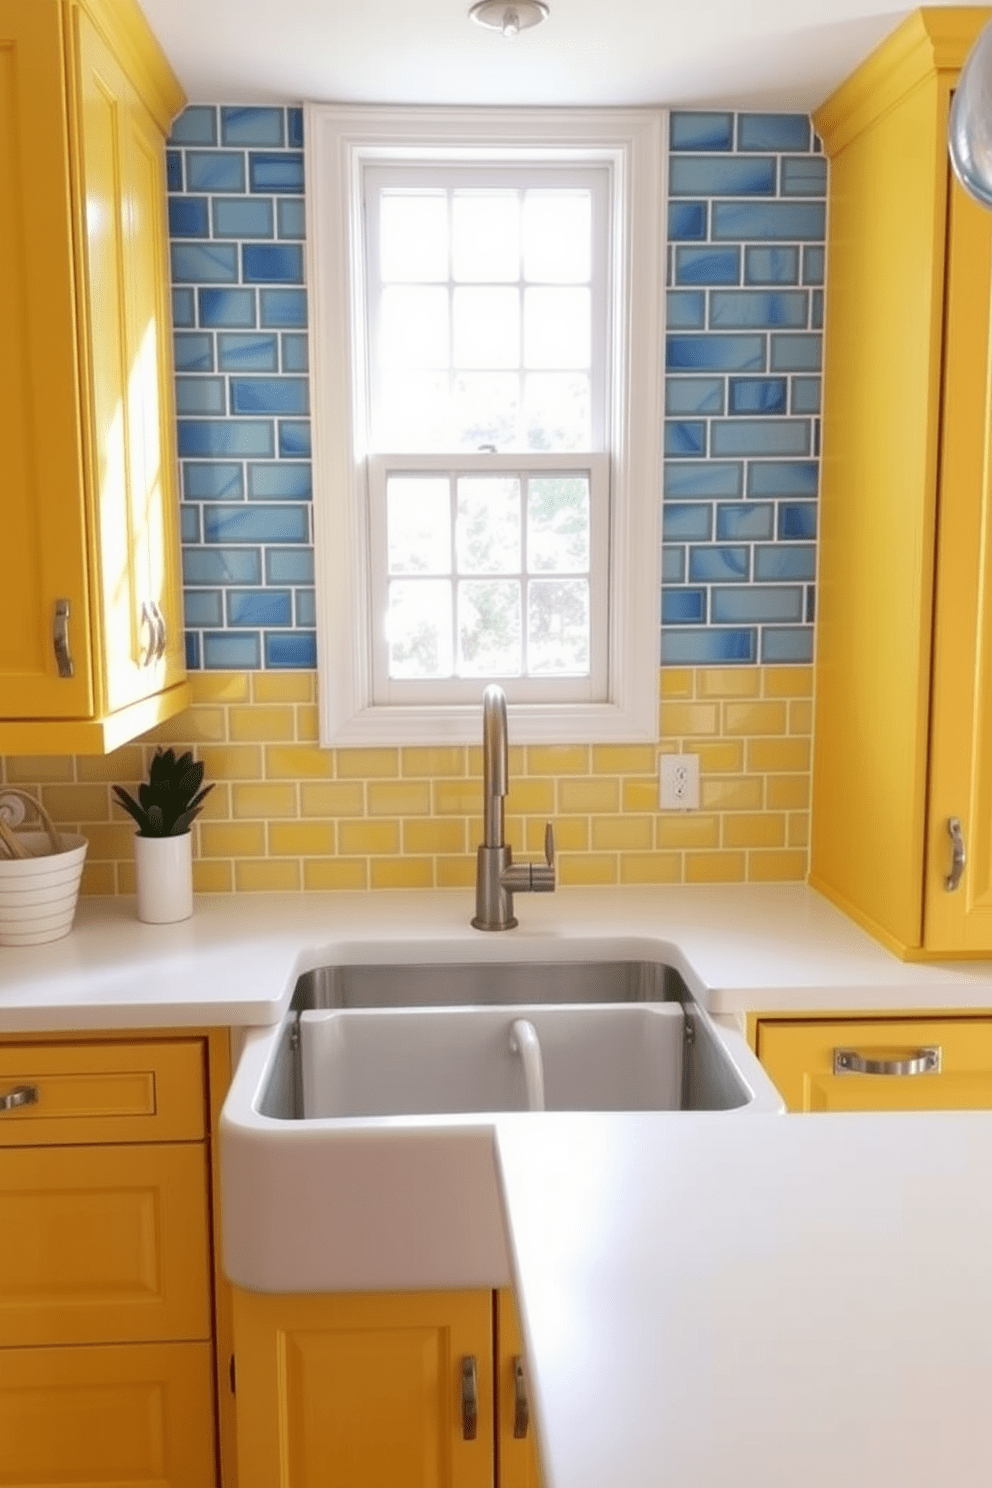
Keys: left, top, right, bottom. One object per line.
{"left": 3, "top": 882, "right": 992, "bottom": 1029}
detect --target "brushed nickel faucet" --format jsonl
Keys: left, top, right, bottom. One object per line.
{"left": 472, "top": 684, "right": 555, "bottom": 930}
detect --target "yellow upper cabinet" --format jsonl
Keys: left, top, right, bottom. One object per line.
{"left": 811, "top": 7, "right": 992, "bottom": 958}
{"left": 0, "top": 0, "right": 189, "bottom": 754}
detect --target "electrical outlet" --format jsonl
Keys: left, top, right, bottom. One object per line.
{"left": 659, "top": 753, "right": 700, "bottom": 810}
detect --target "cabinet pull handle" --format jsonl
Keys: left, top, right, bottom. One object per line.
{"left": 461, "top": 1356, "right": 478, "bottom": 1441}
{"left": 53, "top": 599, "right": 74, "bottom": 678}
{"left": 512, "top": 1355, "right": 530, "bottom": 1439}
{"left": 946, "top": 816, "right": 966, "bottom": 892}
{"left": 152, "top": 602, "right": 167, "bottom": 662}
{"left": 833, "top": 1047, "right": 941, "bottom": 1077}
{"left": 139, "top": 601, "right": 157, "bottom": 667}
{"left": 0, "top": 1084, "right": 39, "bottom": 1112}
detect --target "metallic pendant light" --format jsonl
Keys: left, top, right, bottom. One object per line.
{"left": 469, "top": 0, "right": 549, "bottom": 39}
{"left": 949, "top": 21, "right": 992, "bottom": 209}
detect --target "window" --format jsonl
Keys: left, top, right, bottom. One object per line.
{"left": 305, "top": 106, "right": 665, "bottom": 745}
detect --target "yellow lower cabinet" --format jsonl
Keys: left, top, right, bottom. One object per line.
{"left": 496, "top": 1289, "right": 542, "bottom": 1488}
{"left": 233, "top": 1288, "right": 495, "bottom": 1488}
{"left": 0, "top": 1339, "right": 217, "bottom": 1488}
{"left": 756, "top": 1016, "right": 992, "bottom": 1112}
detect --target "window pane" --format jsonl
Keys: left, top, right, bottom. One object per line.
{"left": 457, "top": 477, "right": 521, "bottom": 573}
{"left": 380, "top": 192, "right": 448, "bottom": 282}
{"left": 387, "top": 579, "right": 453, "bottom": 677}
{"left": 458, "top": 580, "right": 521, "bottom": 675}
{"left": 380, "top": 286, "right": 449, "bottom": 370}
{"left": 378, "top": 370, "right": 452, "bottom": 449}
{"left": 453, "top": 192, "right": 520, "bottom": 282}
{"left": 523, "top": 192, "right": 591, "bottom": 283}
{"left": 386, "top": 477, "right": 451, "bottom": 574}
{"left": 453, "top": 287, "right": 520, "bottom": 369}
{"left": 528, "top": 579, "right": 589, "bottom": 674}
{"left": 527, "top": 477, "right": 590, "bottom": 572}
{"left": 523, "top": 373, "right": 591, "bottom": 451}
{"left": 524, "top": 287, "right": 591, "bottom": 369}
{"left": 451, "top": 373, "right": 521, "bottom": 451}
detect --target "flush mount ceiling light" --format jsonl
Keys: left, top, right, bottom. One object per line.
{"left": 469, "top": 0, "right": 549, "bottom": 38}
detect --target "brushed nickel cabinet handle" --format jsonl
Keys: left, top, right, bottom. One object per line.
{"left": 151, "top": 601, "right": 167, "bottom": 662}
{"left": 139, "top": 601, "right": 157, "bottom": 667}
{"left": 946, "top": 817, "right": 966, "bottom": 892}
{"left": 53, "top": 599, "right": 74, "bottom": 678}
{"left": 0, "top": 1084, "right": 39, "bottom": 1112}
{"left": 834, "top": 1048, "right": 941, "bottom": 1077}
{"left": 512, "top": 1355, "right": 530, "bottom": 1439}
{"left": 461, "top": 1356, "right": 478, "bottom": 1441}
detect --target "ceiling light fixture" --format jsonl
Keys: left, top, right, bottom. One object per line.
{"left": 469, "top": 0, "right": 549, "bottom": 39}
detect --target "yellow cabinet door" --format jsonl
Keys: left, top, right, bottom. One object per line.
{"left": 233, "top": 1287, "right": 494, "bottom": 1488}
{"left": 756, "top": 1017, "right": 992, "bottom": 1111}
{"left": 496, "top": 1289, "right": 542, "bottom": 1488}
{"left": 0, "top": 1339, "right": 217, "bottom": 1488}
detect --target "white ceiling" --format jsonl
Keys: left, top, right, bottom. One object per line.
{"left": 137, "top": 0, "right": 971, "bottom": 114}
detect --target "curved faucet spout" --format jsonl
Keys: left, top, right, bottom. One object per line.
{"left": 481, "top": 684, "right": 508, "bottom": 848}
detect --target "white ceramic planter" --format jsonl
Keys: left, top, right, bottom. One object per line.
{"left": 134, "top": 833, "right": 193, "bottom": 924}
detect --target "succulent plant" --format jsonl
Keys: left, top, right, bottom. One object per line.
{"left": 113, "top": 749, "right": 213, "bottom": 838}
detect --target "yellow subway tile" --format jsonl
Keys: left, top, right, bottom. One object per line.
{"left": 40, "top": 784, "right": 111, "bottom": 822}
{"left": 657, "top": 814, "right": 720, "bottom": 849}
{"left": 788, "top": 699, "right": 814, "bottom": 736}
{"left": 622, "top": 778, "right": 660, "bottom": 813}
{"left": 230, "top": 705, "right": 295, "bottom": 743}
{"left": 591, "top": 744, "right": 656, "bottom": 774}
{"left": 336, "top": 748, "right": 399, "bottom": 780}
{"left": 558, "top": 778, "right": 620, "bottom": 814}
{"left": 686, "top": 852, "right": 746, "bottom": 883}
{"left": 437, "top": 856, "right": 476, "bottom": 889}
{"left": 748, "top": 849, "right": 808, "bottom": 882}
{"left": 144, "top": 708, "right": 226, "bottom": 745}
{"left": 80, "top": 862, "right": 116, "bottom": 895}
{"left": 761, "top": 665, "right": 814, "bottom": 699}
{"left": 265, "top": 745, "right": 334, "bottom": 780}
{"left": 304, "top": 859, "right": 369, "bottom": 890}
{"left": 723, "top": 813, "right": 786, "bottom": 849}
{"left": 300, "top": 782, "right": 366, "bottom": 818}
{"left": 367, "top": 781, "right": 432, "bottom": 817}
{"left": 538, "top": 817, "right": 589, "bottom": 852}
{"left": 339, "top": 819, "right": 400, "bottom": 855}
{"left": 501, "top": 818, "right": 526, "bottom": 855}
{"left": 232, "top": 782, "right": 299, "bottom": 819}
{"left": 660, "top": 668, "right": 694, "bottom": 698}
{"left": 696, "top": 740, "right": 745, "bottom": 773}
{"left": 296, "top": 705, "right": 320, "bottom": 742}
{"left": 700, "top": 777, "right": 763, "bottom": 812}
{"left": 198, "top": 783, "right": 231, "bottom": 820}
{"left": 251, "top": 671, "right": 313, "bottom": 704}
{"left": 82, "top": 823, "right": 136, "bottom": 859}
{"left": 766, "top": 775, "right": 811, "bottom": 811}
{"left": 434, "top": 780, "right": 480, "bottom": 816}
{"left": 4, "top": 757, "right": 74, "bottom": 783}
{"left": 193, "top": 860, "right": 234, "bottom": 893}
{"left": 371, "top": 858, "right": 434, "bottom": 889}
{"left": 403, "top": 819, "right": 466, "bottom": 854}
{"left": 525, "top": 745, "right": 590, "bottom": 776}
{"left": 559, "top": 854, "right": 617, "bottom": 885}
{"left": 199, "top": 745, "right": 264, "bottom": 780}
{"left": 747, "top": 738, "right": 811, "bottom": 774}
{"left": 76, "top": 746, "right": 145, "bottom": 783}
{"left": 619, "top": 853, "right": 683, "bottom": 885}
{"left": 191, "top": 671, "right": 250, "bottom": 704}
{"left": 660, "top": 702, "right": 719, "bottom": 737}
{"left": 697, "top": 667, "right": 761, "bottom": 700}
{"left": 200, "top": 822, "right": 266, "bottom": 858}
{"left": 723, "top": 701, "right": 788, "bottom": 737}
{"left": 401, "top": 747, "right": 468, "bottom": 778}
{"left": 788, "top": 811, "right": 810, "bottom": 849}
{"left": 590, "top": 816, "right": 654, "bottom": 852}
{"left": 506, "top": 778, "right": 556, "bottom": 815}
{"left": 235, "top": 859, "right": 301, "bottom": 891}
{"left": 269, "top": 821, "right": 335, "bottom": 856}
{"left": 117, "top": 861, "right": 136, "bottom": 895}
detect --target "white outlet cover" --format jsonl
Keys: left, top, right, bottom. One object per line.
{"left": 659, "top": 754, "right": 700, "bottom": 810}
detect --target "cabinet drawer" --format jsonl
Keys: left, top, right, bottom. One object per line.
{"left": 0, "top": 1039, "right": 205, "bottom": 1145}
{"left": 756, "top": 1017, "right": 992, "bottom": 1111}
{"left": 0, "top": 1143, "right": 212, "bottom": 1347}
{"left": 0, "top": 1339, "right": 216, "bottom": 1488}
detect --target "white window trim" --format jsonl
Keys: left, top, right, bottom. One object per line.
{"left": 305, "top": 103, "right": 666, "bottom": 747}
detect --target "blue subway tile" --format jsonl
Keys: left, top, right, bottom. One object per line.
{"left": 203, "top": 631, "right": 261, "bottom": 669}
{"left": 661, "top": 547, "right": 686, "bottom": 583}
{"left": 768, "top": 334, "right": 822, "bottom": 372}
{"left": 183, "top": 462, "right": 245, "bottom": 500}
{"left": 669, "top": 156, "right": 776, "bottom": 198}
{"left": 664, "top": 461, "right": 743, "bottom": 499}
{"left": 750, "top": 461, "right": 820, "bottom": 499}
{"left": 665, "top": 420, "right": 706, "bottom": 457}
{"left": 709, "top": 290, "right": 808, "bottom": 329}
{"left": 791, "top": 377, "right": 821, "bottom": 414}
{"left": 711, "top": 419, "right": 810, "bottom": 458}
{"left": 669, "top": 112, "right": 734, "bottom": 151}
{"left": 227, "top": 589, "right": 293, "bottom": 626}
{"left": 716, "top": 502, "right": 774, "bottom": 541}
{"left": 778, "top": 502, "right": 818, "bottom": 539}
{"left": 675, "top": 246, "right": 740, "bottom": 286}
{"left": 180, "top": 505, "right": 201, "bottom": 543}
{"left": 178, "top": 419, "right": 274, "bottom": 460}
{"left": 728, "top": 377, "right": 787, "bottom": 415}
{"left": 171, "top": 242, "right": 238, "bottom": 283}
{"left": 185, "top": 150, "right": 246, "bottom": 193}
{"left": 661, "top": 628, "right": 756, "bottom": 664}
{"left": 812, "top": 290, "right": 824, "bottom": 330}
{"left": 166, "top": 151, "right": 183, "bottom": 191}
{"left": 666, "top": 334, "right": 765, "bottom": 373}
{"left": 278, "top": 420, "right": 312, "bottom": 458}
{"left": 780, "top": 156, "right": 828, "bottom": 197}
{"left": 281, "top": 333, "right": 309, "bottom": 372}
{"left": 666, "top": 291, "right": 706, "bottom": 329}
{"left": 183, "top": 547, "right": 262, "bottom": 586}
{"left": 288, "top": 108, "right": 304, "bottom": 148}
{"left": 711, "top": 585, "right": 804, "bottom": 623}
{"left": 217, "top": 333, "right": 279, "bottom": 372}
{"left": 277, "top": 199, "right": 307, "bottom": 239}
{"left": 213, "top": 197, "right": 274, "bottom": 239}
{"left": 266, "top": 548, "right": 315, "bottom": 583}
{"left": 744, "top": 246, "right": 799, "bottom": 285}
{"left": 248, "top": 463, "right": 313, "bottom": 500}
{"left": 665, "top": 377, "right": 724, "bottom": 416}
{"left": 295, "top": 590, "right": 316, "bottom": 627}
{"left": 221, "top": 107, "right": 285, "bottom": 146}
{"left": 667, "top": 201, "right": 707, "bottom": 241}
{"left": 185, "top": 632, "right": 201, "bottom": 670}
{"left": 230, "top": 377, "right": 309, "bottom": 416}
{"left": 689, "top": 545, "right": 749, "bottom": 582}
{"left": 175, "top": 376, "right": 227, "bottom": 416}
{"left": 199, "top": 288, "right": 257, "bottom": 327}
{"left": 169, "top": 195, "right": 209, "bottom": 238}
{"left": 663, "top": 503, "right": 712, "bottom": 541}
{"left": 737, "top": 114, "right": 811, "bottom": 152}
{"left": 174, "top": 333, "right": 214, "bottom": 372}
{"left": 243, "top": 243, "right": 304, "bottom": 283}
{"left": 168, "top": 107, "right": 218, "bottom": 146}
{"left": 202, "top": 504, "right": 309, "bottom": 544}
{"left": 259, "top": 289, "right": 308, "bottom": 327}
{"left": 803, "top": 246, "right": 825, "bottom": 285}
{"left": 662, "top": 588, "right": 706, "bottom": 623}
{"left": 172, "top": 288, "right": 196, "bottom": 327}
{"left": 265, "top": 631, "right": 318, "bottom": 668}
{"left": 754, "top": 544, "right": 817, "bottom": 581}
{"left": 761, "top": 627, "right": 814, "bottom": 664}
{"left": 184, "top": 590, "right": 224, "bottom": 626}
{"left": 249, "top": 151, "right": 305, "bottom": 193}
{"left": 712, "top": 201, "right": 825, "bottom": 242}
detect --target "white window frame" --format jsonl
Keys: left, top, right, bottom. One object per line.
{"left": 305, "top": 104, "right": 666, "bottom": 746}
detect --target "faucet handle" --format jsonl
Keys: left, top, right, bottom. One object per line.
{"left": 531, "top": 823, "right": 555, "bottom": 892}
{"left": 544, "top": 822, "right": 555, "bottom": 867}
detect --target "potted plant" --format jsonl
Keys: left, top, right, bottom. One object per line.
{"left": 113, "top": 749, "right": 212, "bottom": 923}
